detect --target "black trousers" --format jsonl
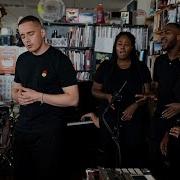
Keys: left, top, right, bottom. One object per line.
{"left": 13, "top": 126, "right": 66, "bottom": 179}
{"left": 147, "top": 115, "right": 167, "bottom": 180}
{"left": 167, "top": 137, "right": 180, "bottom": 180}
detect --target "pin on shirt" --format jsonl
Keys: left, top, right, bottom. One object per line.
{"left": 42, "top": 70, "right": 48, "bottom": 77}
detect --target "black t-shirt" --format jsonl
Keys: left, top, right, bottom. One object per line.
{"left": 94, "top": 60, "right": 151, "bottom": 146}
{"left": 14, "top": 46, "right": 77, "bottom": 132}
{"left": 94, "top": 60, "right": 151, "bottom": 111}
{"left": 153, "top": 54, "right": 180, "bottom": 115}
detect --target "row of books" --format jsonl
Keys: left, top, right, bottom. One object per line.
{"left": 156, "top": 0, "right": 180, "bottom": 10}
{"left": 94, "top": 26, "right": 148, "bottom": 53}
{"left": 46, "top": 26, "right": 94, "bottom": 48}
{"left": 65, "top": 49, "right": 92, "bottom": 71}
{"left": 149, "top": 0, "right": 179, "bottom": 16}
{"left": 153, "top": 3, "right": 180, "bottom": 32}
{"left": 68, "top": 26, "right": 94, "bottom": 48}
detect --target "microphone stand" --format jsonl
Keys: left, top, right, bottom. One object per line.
{"left": 101, "top": 81, "right": 127, "bottom": 168}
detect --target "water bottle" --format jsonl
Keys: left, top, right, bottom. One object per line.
{"left": 96, "top": 3, "right": 105, "bottom": 24}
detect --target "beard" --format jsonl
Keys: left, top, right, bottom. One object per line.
{"left": 161, "top": 40, "right": 177, "bottom": 51}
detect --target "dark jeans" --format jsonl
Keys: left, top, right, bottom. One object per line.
{"left": 13, "top": 127, "right": 66, "bottom": 179}
{"left": 167, "top": 137, "right": 180, "bottom": 180}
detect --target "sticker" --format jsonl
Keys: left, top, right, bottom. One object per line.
{"left": 42, "top": 70, "right": 47, "bottom": 77}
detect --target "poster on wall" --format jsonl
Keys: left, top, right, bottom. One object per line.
{"left": 0, "top": 46, "right": 27, "bottom": 74}
{"left": 0, "top": 46, "right": 17, "bottom": 74}
{"left": 120, "top": 11, "right": 132, "bottom": 25}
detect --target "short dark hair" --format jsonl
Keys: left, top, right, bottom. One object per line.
{"left": 165, "top": 23, "right": 180, "bottom": 30}
{"left": 18, "top": 15, "right": 42, "bottom": 26}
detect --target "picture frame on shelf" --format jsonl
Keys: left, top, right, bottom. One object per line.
{"left": 51, "top": 37, "right": 68, "bottom": 47}
{"left": 153, "top": 41, "right": 162, "bottom": 55}
{"left": 120, "top": 11, "right": 132, "bottom": 25}
{"left": 66, "top": 8, "right": 79, "bottom": 23}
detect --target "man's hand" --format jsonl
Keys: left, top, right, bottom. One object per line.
{"left": 160, "top": 132, "right": 169, "bottom": 156}
{"left": 162, "top": 103, "right": 180, "bottom": 119}
{"left": 169, "top": 126, "right": 180, "bottom": 139}
{"left": 17, "top": 87, "right": 42, "bottom": 105}
{"left": 81, "top": 112, "right": 100, "bottom": 128}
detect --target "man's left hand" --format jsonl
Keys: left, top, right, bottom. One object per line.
{"left": 162, "top": 103, "right": 180, "bottom": 119}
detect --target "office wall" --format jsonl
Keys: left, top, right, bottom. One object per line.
{"left": 0, "top": 0, "right": 150, "bottom": 34}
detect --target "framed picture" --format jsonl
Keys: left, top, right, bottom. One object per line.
{"left": 153, "top": 41, "right": 162, "bottom": 55}
{"left": 66, "top": 8, "right": 79, "bottom": 23}
{"left": 120, "top": 11, "right": 132, "bottom": 25}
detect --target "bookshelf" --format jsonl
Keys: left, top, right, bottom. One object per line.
{"left": 43, "top": 22, "right": 95, "bottom": 82}
{"left": 153, "top": 3, "right": 179, "bottom": 34}
{"left": 44, "top": 22, "right": 150, "bottom": 81}
{"left": 94, "top": 24, "right": 149, "bottom": 67}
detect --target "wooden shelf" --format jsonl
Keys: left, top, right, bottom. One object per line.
{"left": 146, "top": 16, "right": 154, "bottom": 21}
{"left": 156, "top": 2, "right": 179, "bottom": 11}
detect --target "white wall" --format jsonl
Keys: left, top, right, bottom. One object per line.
{"left": 0, "top": 0, "right": 133, "bottom": 32}
{"left": 0, "top": 0, "right": 150, "bottom": 34}
{"left": 137, "top": 0, "right": 151, "bottom": 14}
{"left": 136, "top": 0, "right": 151, "bottom": 24}
{"left": 0, "top": 7, "right": 39, "bottom": 34}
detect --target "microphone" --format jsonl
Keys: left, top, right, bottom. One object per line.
{"left": 110, "top": 81, "right": 127, "bottom": 105}
{"left": 102, "top": 81, "right": 127, "bottom": 167}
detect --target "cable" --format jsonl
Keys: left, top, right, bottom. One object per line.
{"left": 101, "top": 81, "right": 127, "bottom": 167}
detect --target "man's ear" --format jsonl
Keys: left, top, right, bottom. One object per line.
{"left": 177, "top": 34, "right": 180, "bottom": 41}
{"left": 41, "top": 28, "right": 46, "bottom": 37}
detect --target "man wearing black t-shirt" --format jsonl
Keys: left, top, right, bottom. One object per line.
{"left": 11, "top": 16, "right": 79, "bottom": 178}
{"left": 150, "top": 23, "right": 180, "bottom": 180}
